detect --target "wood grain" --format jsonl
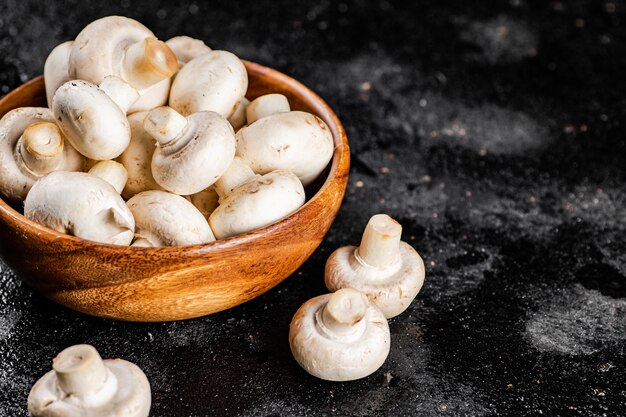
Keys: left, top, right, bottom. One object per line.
{"left": 0, "top": 61, "right": 350, "bottom": 321}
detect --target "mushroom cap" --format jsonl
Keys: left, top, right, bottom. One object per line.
{"left": 44, "top": 41, "right": 74, "bottom": 108}
{"left": 166, "top": 36, "right": 212, "bottom": 65}
{"left": 69, "top": 16, "right": 154, "bottom": 86}
{"left": 209, "top": 170, "right": 305, "bottom": 239}
{"left": 151, "top": 111, "right": 235, "bottom": 195}
{"left": 53, "top": 80, "right": 131, "bottom": 160}
{"left": 128, "top": 77, "right": 171, "bottom": 114}
{"left": 117, "top": 111, "right": 163, "bottom": 199}
{"left": 227, "top": 97, "right": 249, "bottom": 131}
{"left": 24, "top": 171, "right": 135, "bottom": 245}
{"left": 189, "top": 186, "right": 219, "bottom": 218}
{"left": 325, "top": 242, "right": 425, "bottom": 318}
{"left": 169, "top": 50, "right": 248, "bottom": 118}
{"left": 236, "top": 111, "right": 334, "bottom": 186}
{"left": 289, "top": 291, "right": 390, "bottom": 381}
{"left": 28, "top": 348, "right": 151, "bottom": 417}
{"left": 0, "top": 107, "right": 84, "bottom": 202}
{"left": 127, "top": 190, "right": 215, "bottom": 247}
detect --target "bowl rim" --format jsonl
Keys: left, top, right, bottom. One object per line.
{"left": 0, "top": 60, "right": 350, "bottom": 255}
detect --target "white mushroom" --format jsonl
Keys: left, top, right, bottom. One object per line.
{"left": 325, "top": 214, "right": 426, "bottom": 318}
{"left": 116, "top": 111, "right": 163, "bottom": 200}
{"left": 166, "top": 36, "right": 212, "bottom": 66}
{"left": 208, "top": 159, "right": 305, "bottom": 239}
{"left": 88, "top": 160, "right": 128, "bottom": 194}
{"left": 143, "top": 106, "right": 235, "bottom": 195}
{"left": 43, "top": 41, "right": 73, "bottom": 108}
{"left": 246, "top": 93, "right": 290, "bottom": 124}
{"left": 289, "top": 288, "right": 391, "bottom": 381}
{"left": 24, "top": 171, "right": 135, "bottom": 245}
{"left": 0, "top": 107, "right": 84, "bottom": 202}
{"left": 28, "top": 344, "right": 151, "bottom": 417}
{"left": 127, "top": 78, "right": 171, "bottom": 114}
{"left": 236, "top": 111, "right": 334, "bottom": 186}
{"left": 227, "top": 98, "right": 249, "bottom": 131}
{"left": 169, "top": 50, "right": 247, "bottom": 118}
{"left": 69, "top": 16, "right": 178, "bottom": 91}
{"left": 52, "top": 77, "right": 138, "bottom": 160}
{"left": 127, "top": 190, "right": 215, "bottom": 247}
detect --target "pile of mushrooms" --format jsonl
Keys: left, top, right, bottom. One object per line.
{"left": 0, "top": 15, "right": 334, "bottom": 247}
{"left": 289, "top": 214, "right": 426, "bottom": 381}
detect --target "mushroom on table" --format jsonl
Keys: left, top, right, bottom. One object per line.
{"left": 28, "top": 344, "right": 151, "bottom": 417}
{"left": 325, "top": 214, "right": 426, "bottom": 318}
{"left": 289, "top": 288, "right": 391, "bottom": 381}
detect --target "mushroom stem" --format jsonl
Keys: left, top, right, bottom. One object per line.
{"left": 213, "top": 157, "right": 256, "bottom": 199}
{"left": 131, "top": 237, "right": 154, "bottom": 247}
{"left": 318, "top": 288, "right": 367, "bottom": 339}
{"left": 143, "top": 106, "right": 188, "bottom": 146}
{"left": 17, "top": 122, "right": 64, "bottom": 175}
{"left": 88, "top": 160, "right": 128, "bottom": 194}
{"left": 52, "top": 345, "right": 113, "bottom": 398}
{"left": 99, "top": 76, "right": 140, "bottom": 114}
{"left": 121, "top": 37, "right": 178, "bottom": 90}
{"left": 356, "top": 214, "right": 403, "bottom": 269}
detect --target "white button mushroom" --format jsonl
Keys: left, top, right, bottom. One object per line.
{"left": 208, "top": 158, "right": 305, "bottom": 239}
{"left": 166, "top": 36, "right": 212, "bottom": 66}
{"left": 116, "top": 111, "right": 163, "bottom": 200}
{"left": 88, "top": 160, "right": 128, "bottom": 194}
{"left": 69, "top": 16, "right": 178, "bottom": 91}
{"left": 127, "top": 190, "right": 215, "bottom": 247}
{"left": 143, "top": 106, "right": 235, "bottom": 195}
{"left": 169, "top": 50, "right": 248, "bottom": 118}
{"left": 28, "top": 344, "right": 151, "bottom": 417}
{"left": 43, "top": 41, "right": 73, "bottom": 108}
{"left": 52, "top": 77, "right": 138, "bottom": 160}
{"left": 289, "top": 288, "right": 391, "bottom": 381}
{"left": 0, "top": 107, "right": 84, "bottom": 202}
{"left": 24, "top": 171, "right": 135, "bottom": 245}
{"left": 236, "top": 111, "right": 334, "bottom": 186}
{"left": 245, "top": 93, "right": 290, "bottom": 124}
{"left": 325, "top": 214, "right": 426, "bottom": 319}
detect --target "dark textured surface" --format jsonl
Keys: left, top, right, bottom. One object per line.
{"left": 1, "top": 0, "right": 626, "bottom": 416}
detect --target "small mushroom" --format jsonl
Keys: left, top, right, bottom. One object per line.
{"left": 208, "top": 159, "right": 305, "bottom": 239}
{"left": 143, "top": 106, "right": 235, "bottom": 195}
{"left": 289, "top": 288, "right": 391, "bottom": 381}
{"left": 246, "top": 93, "right": 290, "bottom": 124}
{"left": 24, "top": 171, "right": 135, "bottom": 245}
{"left": 169, "top": 50, "right": 248, "bottom": 118}
{"left": 43, "top": 41, "right": 73, "bottom": 108}
{"left": 228, "top": 98, "right": 249, "bottom": 131}
{"left": 325, "top": 214, "right": 426, "bottom": 318}
{"left": 166, "top": 36, "right": 212, "bottom": 66}
{"left": 70, "top": 16, "right": 178, "bottom": 91}
{"left": 52, "top": 77, "right": 138, "bottom": 160}
{"left": 117, "top": 111, "right": 163, "bottom": 199}
{"left": 236, "top": 111, "right": 334, "bottom": 186}
{"left": 127, "top": 190, "right": 215, "bottom": 247}
{"left": 127, "top": 78, "right": 171, "bottom": 114}
{"left": 0, "top": 107, "right": 84, "bottom": 202}
{"left": 28, "top": 344, "right": 151, "bottom": 417}
{"left": 88, "top": 160, "right": 128, "bottom": 194}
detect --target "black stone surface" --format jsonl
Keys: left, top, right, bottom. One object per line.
{"left": 1, "top": 1, "right": 625, "bottom": 416}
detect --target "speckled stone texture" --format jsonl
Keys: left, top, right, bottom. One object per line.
{"left": 1, "top": 0, "right": 625, "bottom": 416}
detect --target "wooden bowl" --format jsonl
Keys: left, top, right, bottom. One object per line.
{"left": 0, "top": 61, "right": 350, "bottom": 322}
